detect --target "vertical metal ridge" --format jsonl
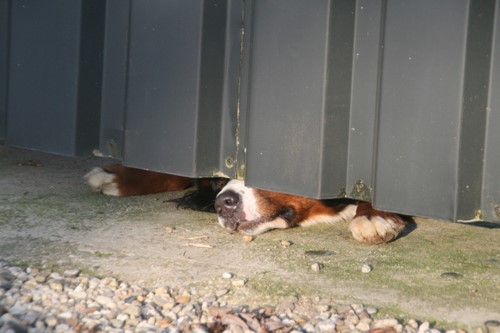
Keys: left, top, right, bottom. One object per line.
{"left": 456, "top": 0, "right": 496, "bottom": 220}
{"left": 320, "top": 0, "right": 356, "bottom": 198}
{"left": 481, "top": 0, "right": 500, "bottom": 222}
{"left": 369, "top": 0, "right": 387, "bottom": 205}
{"left": 75, "top": 0, "right": 106, "bottom": 155}
{"left": 195, "top": 0, "right": 227, "bottom": 174}
{"left": 347, "top": 0, "right": 386, "bottom": 202}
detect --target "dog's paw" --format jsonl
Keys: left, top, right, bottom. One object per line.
{"left": 84, "top": 167, "right": 120, "bottom": 196}
{"left": 349, "top": 212, "right": 406, "bottom": 244}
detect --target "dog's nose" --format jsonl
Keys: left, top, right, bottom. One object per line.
{"left": 215, "top": 191, "right": 239, "bottom": 216}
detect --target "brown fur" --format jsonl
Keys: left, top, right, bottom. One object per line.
{"left": 252, "top": 189, "right": 342, "bottom": 227}
{"left": 102, "top": 164, "right": 193, "bottom": 196}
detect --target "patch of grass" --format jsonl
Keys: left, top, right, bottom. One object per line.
{"left": 249, "top": 272, "right": 302, "bottom": 296}
{"left": 78, "top": 267, "right": 103, "bottom": 278}
{"left": 94, "top": 251, "right": 114, "bottom": 258}
{"left": 8, "top": 257, "right": 63, "bottom": 273}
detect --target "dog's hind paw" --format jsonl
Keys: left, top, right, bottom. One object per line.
{"left": 84, "top": 167, "right": 120, "bottom": 196}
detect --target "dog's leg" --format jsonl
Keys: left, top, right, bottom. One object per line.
{"left": 84, "top": 164, "right": 193, "bottom": 196}
{"left": 349, "top": 202, "right": 407, "bottom": 244}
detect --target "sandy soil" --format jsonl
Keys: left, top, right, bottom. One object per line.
{"left": 0, "top": 145, "right": 499, "bottom": 329}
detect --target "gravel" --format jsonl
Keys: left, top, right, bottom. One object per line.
{"left": 0, "top": 258, "right": 487, "bottom": 333}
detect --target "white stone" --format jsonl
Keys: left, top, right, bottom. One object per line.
{"left": 311, "top": 263, "right": 323, "bottom": 272}
{"left": 361, "top": 263, "right": 372, "bottom": 273}
{"left": 216, "top": 289, "right": 229, "bottom": 297}
{"left": 63, "top": 269, "right": 80, "bottom": 278}
{"left": 374, "top": 318, "right": 399, "bottom": 328}
{"left": 408, "top": 319, "right": 419, "bottom": 329}
{"left": 231, "top": 279, "right": 247, "bottom": 287}
{"left": 356, "top": 321, "right": 371, "bottom": 331}
{"left": 316, "top": 319, "right": 336, "bottom": 332}
{"left": 419, "top": 321, "right": 430, "bottom": 333}
{"left": 95, "top": 295, "right": 116, "bottom": 309}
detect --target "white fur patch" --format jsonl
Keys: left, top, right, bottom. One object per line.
{"left": 84, "top": 167, "right": 120, "bottom": 196}
{"left": 240, "top": 218, "right": 289, "bottom": 235}
{"left": 300, "top": 204, "right": 357, "bottom": 226}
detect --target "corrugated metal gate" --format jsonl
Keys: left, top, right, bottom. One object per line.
{"left": 1, "top": 0, "right": 499, "bottom": 223}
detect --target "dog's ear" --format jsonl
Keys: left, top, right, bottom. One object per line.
{"left": 209, "top": 178, "right": 230, "bottom": 193}
{"left": 168, "top": 178, "right": 229, "bottom": 213}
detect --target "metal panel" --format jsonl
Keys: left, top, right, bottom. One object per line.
{"left": 5, "top": 0, "right": 105, "bottom": 156}
{"left": 0, "top": 0, "right": 8, "bottom": 141}
{"left": 373, "top": 0, "right": 495, "bottom": 221}
{"left": 373, "top": 0, "right": 470, "bottom": 218}
{"left": 123, "top": 0, "right": 242, "bottom": 178}
{"left": 244, "top": 0, "right": 356, "bottom": 198}
{"left": 242, "top": 0, "right": 499, "bottom": 222}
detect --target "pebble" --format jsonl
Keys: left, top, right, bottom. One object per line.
{"left": 311, "top": 262, "right": 324, "bottom": 272}
{"left": 231, "top": 279, "right": 247, "bottom": 287}
{"left": 356, "top": 321, "right": 370, "bottom": 331}
{"left": 408, "top": 319, "right": 419, "bottom": 329}
{"left": 361, "top": 263, "right": 372, "bottom": 273}
{"left": 317, "top": 319, "right": 336, "bottom": 332}
{"left": 0, "top": 258, "right": 473, "bottom": 333}
{"left": 222, "top": 272, "right": 233, "bottom": 279}
{"left": 95, "top": 295, "right": 116, "bottom": 309}
{"left": 243, "top": 235, "right": 254, "bottom": 242}
{"left": 215, "top": 288, "right": 229, "bottom": 297}
{"left": 45, "top": 316, "right": 57, "bottom": 327}
{"left": 419, "top": 321, "right": 430, "bottom": 332}
{"left": 485, "top": 321, "right": 500, "bottom": 333}
{"left": 375, "top": 318, "right": 399, "bottom": 328}
{"left": 63, "top": 269, "right": 80, "bottom": 278}
{"left": 175, "top": 295, "right": 191, "bottom": 304}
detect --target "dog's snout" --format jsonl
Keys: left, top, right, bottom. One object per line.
{"left": 215, "top": 191, "right": 239, "bottom": 216}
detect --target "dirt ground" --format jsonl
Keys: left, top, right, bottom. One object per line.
{"left": 0, "top": 145, "right": 499, "bottom": 330}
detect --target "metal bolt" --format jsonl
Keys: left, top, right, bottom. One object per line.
{"left": 225, "top": 157, "right": 234, "bottom": 168}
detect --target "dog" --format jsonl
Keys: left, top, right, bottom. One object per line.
{"left": 85, "top": 164, "right": 409, "bottom": 244}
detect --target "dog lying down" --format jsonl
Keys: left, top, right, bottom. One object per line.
{"left": 85, "top": 164, "right": 409, "bottom": 245}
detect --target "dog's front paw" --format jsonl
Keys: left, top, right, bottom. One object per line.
{"left": 84, "top": 167, "right": 120, "bottom": 196}
{"left": 349, "top": 203, "right": 406, "bottom": 244}
{"left": 349, "top": 215, "right": 404, "bottom": 244}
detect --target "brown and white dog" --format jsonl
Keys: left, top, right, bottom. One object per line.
{"left": 85, "top": 164, "right": 409, "bottom": 245}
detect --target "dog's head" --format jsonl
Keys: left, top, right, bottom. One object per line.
{"left": 214, "top": 180, "right": 355, "bottom": 235}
